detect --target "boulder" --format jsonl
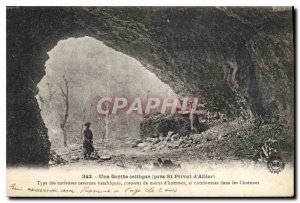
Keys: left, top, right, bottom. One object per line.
{"left": 177, "top": 138, "right": 184, "bottom": 144}
{"left": 100, "top": 155, "right": 111, "bottom": 160}
{"left": 146, "top": 137, "right": 159, "bottom": 143}
{"left": 167, "top": 143, "right": 179, "bottom": 149}
{"left": 90, "top": 152, "right": 100, "bottom": 160}
{"left": 142, "top": 147, "right": 151, "bottom": 152}
{"left": 137, "top": 142, "right": 148, "bottom": 148}
{"left": 140, "top": 114, "right": 191, "bottom": 138}
{"left": 171, "top": 134, "right": 180, "bottom": 141}
{"left": 159, "top": 136, "right": 165, "bottom": 141}
{"left": 136, "top": 139, "right": 143, "bottom": 144}
{"left": 71, "top": 155, "right": 80, "bottom": 161}
{"left": 206, "top": 137, "right": 213, "bottom": 142}
{"left": 167, "top": 131, "right": 175, "bottom": 137}
{"left": 152, "top": 138, "right": 160, "bottom": 145}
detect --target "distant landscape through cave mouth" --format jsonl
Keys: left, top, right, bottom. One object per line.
{"left": 37, "top": 36, "right": 174, "bottom": 149}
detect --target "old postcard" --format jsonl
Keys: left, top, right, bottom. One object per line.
{"left": 6, "top": 6, "right": 294, "bottom": 197}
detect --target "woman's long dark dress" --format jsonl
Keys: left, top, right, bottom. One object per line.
{"left": 83, "top": 128, "right": 94, "bottom": 157}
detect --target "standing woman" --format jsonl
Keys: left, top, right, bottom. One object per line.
{"left": 83, "top": 121, "right": 94, "bottom": 159}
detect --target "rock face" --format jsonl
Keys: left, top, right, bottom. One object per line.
{"left": 140, "top": 114, "right": 192, "bottom": 138}
{"left": 7, "top": 7, "right": 293, "bottom": 165}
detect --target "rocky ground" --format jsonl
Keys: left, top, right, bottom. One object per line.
{"left": 49, "top": 116, "right": 293, "bottom": 170}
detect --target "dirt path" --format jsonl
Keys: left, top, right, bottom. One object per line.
{"left": 51, "top": 134, "right": 258, "bottom": 171}
{"left": 51, "top": 118, "right": 292, "bottom": 170}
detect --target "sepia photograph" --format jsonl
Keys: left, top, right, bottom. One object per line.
{"left": 6, "top": 6, "right": 295, "bottom": 197}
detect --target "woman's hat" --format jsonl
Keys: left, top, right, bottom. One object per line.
{"left": 84, "top": 121, "right": 91, "bottom": 126}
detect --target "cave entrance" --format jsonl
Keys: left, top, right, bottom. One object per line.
{"left": 36, "top": 36, "right": 174, "bottom": 151}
